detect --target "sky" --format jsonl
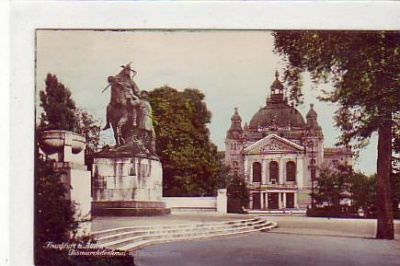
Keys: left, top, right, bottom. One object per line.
{"left": 36, "top": 30, "right": 378, "bottom": 174}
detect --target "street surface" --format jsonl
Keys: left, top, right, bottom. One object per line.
{"left": 134, "top": 215, "right": 400, "bottom": 266}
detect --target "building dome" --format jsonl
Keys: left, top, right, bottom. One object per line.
{"left": 248, "top": 103, "right": 305, "bottom": 129}
{"left": 248, "top": 72, "right": 306, "bottom": 130}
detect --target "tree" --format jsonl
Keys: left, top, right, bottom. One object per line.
{"left": 149, "top": 86, "right": 222, "bottom": 196}
{"left": 73, "top": 108, "right": 101, "bottom": 169}
{"left": 227, "top": 174, "right": 250, "bottom": 213}
{"left": 350, "top": 173, "right": 376, "bottom": 217}
{"left": 311, "top": 165, "right": 375, "bottom": 218}
{"left": 311, "top": 165, "right": 352, "bottom": 216}
{"left": 39, "top": 73, "right": 77, "bottom": 131}
{"left": 215, "top": 162, "right": 249, "bottom": 213}
{"left": 392, "top": 122, "right": 400, "bottom": 210}
{"left": 273, "top": 30, "right": 400, "bottom": 239}
{"left": 39, "top": 74, "right": 101, "bottom": 168}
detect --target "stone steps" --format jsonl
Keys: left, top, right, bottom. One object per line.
{"left": 92, "top": 217, "right": 277, "bottom": 251}
{"left": 247, "top": 209, "right": 306, "bottom": 215}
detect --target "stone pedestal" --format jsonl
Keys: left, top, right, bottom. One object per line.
{"left": 217, "top": 189, "right": 228, "bottom": 214}
{"left": 38, "top": 130, "right": 92, "bottom": 237}
{"left": 92, "top": 153, "right": 169, "bottom": 216}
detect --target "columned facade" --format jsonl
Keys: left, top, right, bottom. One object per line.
{"left": 224, "top": 72, "right": 352, "bottom": 210}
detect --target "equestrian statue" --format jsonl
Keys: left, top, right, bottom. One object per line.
{"left": 102, "top": 63, "right": 156, "bottom": 157}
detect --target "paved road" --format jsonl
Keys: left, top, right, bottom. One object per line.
{"left": 133, "top": 216, "right": 400, "bottom": 266}
{"left": 260, "top": 215, "right": 400, "bottom": 239}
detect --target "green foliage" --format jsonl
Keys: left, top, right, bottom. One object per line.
{"left": 35, "top": 144, "right": 134, "bottom": 265}
{"left": 73, "top": 108, "right": 101, "bottom": 169}
{"left": 39, "top": 73, "right": 77, "bottom": 131}
{"left": 311, "top": 165, "right": 376, "bottom": 217}
{"left": 35, "top": 150, "right": 78, "bottom": 265}
{"left": 215, "top": 161, "right": 232, "bottom": 190}
{"left": 38, "top": 74, "right": 101, "bottom": 167}
{"left": 149, "top": 86, "right": 221, "bottom": 196}
{"left": 273, "top": 31, "right": 400, "bottom": 144}
{"left": 392, "top": 172, "right": 400, "bottom": 210}
{"left": 227, "top": 174, "right": 250, "bottom": 213}
{"left": 73, "top": 108, "right": 101, "bottom": 153}
{"left": 273, "top": 30, "right": 398, "bottom": 239}
{"left": 311, "top": 165, "right": 352, "bottom": 212}
{"left": 350, "top": 173, "right": 376, "bottom": 214}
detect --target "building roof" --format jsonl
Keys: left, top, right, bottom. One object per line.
{"left": 249, "top": 102, "right": 306, "bottom": 129}
{"left": 248, "top": 72, "right": 306, "bottom": 130}
{"left": 244, "top": 133, "right": 304, "bottom": 155}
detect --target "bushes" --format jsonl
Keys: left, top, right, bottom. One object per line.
{"left": 306, "top": 206, "right": 344, "bottom": 218}
{"left": 35, "top": 152, "right": 135, "bottom": 265}
{"left": 227, "top": 175, "right": 249, "bottom": 214}
{"left": 306, "top": 205, "right": 378, "bottom": 219}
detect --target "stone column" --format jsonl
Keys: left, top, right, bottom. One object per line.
{"left": 278, "top": 192, "right": 282, "bottom": 209}
{"left": 249, "top": 159, "right": 253, "bottom": 183}
{"left": 279, "top": 157, "right": 284, "bottom": 184}
{"left": 264, "top": 192, "right": 268, "bottom": 209}
{"left": 260, "top": 192, "right": 264, "bottom": 209}
{"left": 283, "top": 193, "right": 287, "bottom": 209}
{"left": 297, "top": 156, "right": 304, "bottom": 188}
{"left": 261, "top": 159, "right": 267, "bottom": 184}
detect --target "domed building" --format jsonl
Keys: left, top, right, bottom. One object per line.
{"left": 225, "top": 72, "right": 352, "bottom": 210}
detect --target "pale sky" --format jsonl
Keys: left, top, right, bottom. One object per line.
{"left": 36, "top": 30, "right": 378, "bottom": 174}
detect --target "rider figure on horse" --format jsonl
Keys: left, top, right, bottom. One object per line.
{"left": 102, "top": 63, "right": 140, "bottom": 145}
{"left": 103, "top": 64, "right": 139, "bottom": 130}
{"left": 102, "top": 64, "right": 157, "bottom": 156}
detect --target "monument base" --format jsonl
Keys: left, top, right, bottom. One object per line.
{"left": 92, "top": 200, "right": 170, "bottom": 216}
{"left": 92, "top": 153, "right": 169, "bottom": 216}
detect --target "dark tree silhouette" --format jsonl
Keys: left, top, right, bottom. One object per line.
{"left": 273, "top": 31, "right": 400, "bottom": 239}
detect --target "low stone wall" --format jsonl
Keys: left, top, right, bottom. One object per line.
{"left": 92, "top": 200, "right": 170, "bottom": 216}
{"left": 162, "top": 197, "right": 217, "bottom": 211}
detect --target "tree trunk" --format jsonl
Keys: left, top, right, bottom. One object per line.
{"left": 376, "top": 122, "right": 394, "bottom": 239}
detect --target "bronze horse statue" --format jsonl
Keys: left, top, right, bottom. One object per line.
{"left": 104, "top": 103, "right": 131, "bottom": 146}
{"left": 102, "top": 64, "right": 140, "bottom": 147}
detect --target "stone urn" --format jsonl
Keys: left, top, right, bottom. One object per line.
{"left": 37, "top": 129, "right": 92, "bottom": 236}
{"left": 38, "top": 130, "right": 86, "bottom": 154}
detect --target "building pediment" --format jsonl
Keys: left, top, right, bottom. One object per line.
{"left": 244, "top": 134, "right": 304, "bottom": 155}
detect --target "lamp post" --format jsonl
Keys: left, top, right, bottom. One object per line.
{"left": 306, "top": 140, "right": 316, "bottom": 209}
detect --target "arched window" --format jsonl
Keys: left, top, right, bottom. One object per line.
{"left": 269, "top": 161, "right": 279, "bottom": 182}
{"left": 252, "top": 162, "right": 261, "bottom": 182}
{"left": 286, "top": 161, "right": 296, "bottom": 182}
